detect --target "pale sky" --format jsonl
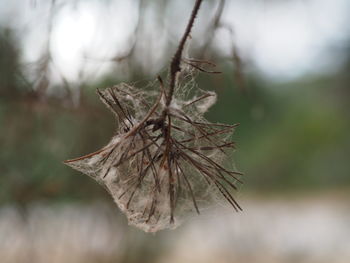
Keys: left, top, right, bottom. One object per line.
{"left": 1, "top": 0, "right": 349, "bottom": 83}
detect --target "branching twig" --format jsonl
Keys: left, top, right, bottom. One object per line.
{"left": 167, "top": 0, "right": 203, "bottom": 107}
{"left": 65, "top": 0, "right": 242, "bottom": 233}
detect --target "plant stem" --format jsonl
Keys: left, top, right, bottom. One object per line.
{"left": 166, "top": 0, "right": 203, "bottom": 107}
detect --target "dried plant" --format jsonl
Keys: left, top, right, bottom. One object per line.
{"left": 64, "top": 0, "right": 242, "bottom": 232}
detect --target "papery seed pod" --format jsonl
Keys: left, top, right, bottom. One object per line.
{"left": 65, "top": 73, "right": 242, "bottom": 232}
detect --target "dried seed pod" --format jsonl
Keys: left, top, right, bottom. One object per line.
{"left": 65, "top": 71, "right": 242, "bottom": 232}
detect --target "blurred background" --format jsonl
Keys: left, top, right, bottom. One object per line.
{"left": 0, "top": 0, "right": 350, "bottom": 262}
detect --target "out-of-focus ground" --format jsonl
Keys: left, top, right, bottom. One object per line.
{"left": 1, "top": 0, "right": 350, "bottom": 262}
{"left": 1, "top": 193, "right": 349, "bottom": 263}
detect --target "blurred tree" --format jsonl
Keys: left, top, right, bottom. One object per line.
{"left": 0, "top": 28, "right": 22, "bottom": 97}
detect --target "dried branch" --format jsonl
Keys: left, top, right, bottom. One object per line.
{"left": 65, "top": 0, "right": 242, "bottom": 233}
{"left": 167, "top": 0, "right": 203, "bottom": 107}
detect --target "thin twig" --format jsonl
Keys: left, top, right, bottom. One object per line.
{"left": 166, "top": 0, "right": 203, "bottom": 107}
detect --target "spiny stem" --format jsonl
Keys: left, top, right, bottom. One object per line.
{"left": 166, "top": 0, "right": 203, "bottom": 107}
